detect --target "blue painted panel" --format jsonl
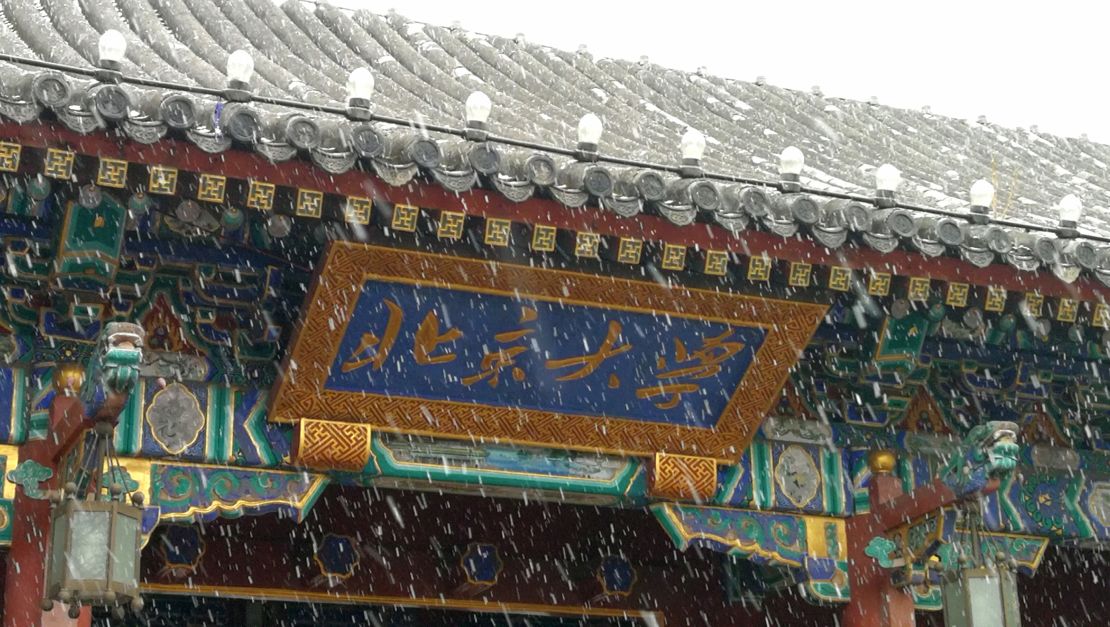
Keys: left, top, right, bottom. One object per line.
{"left": 326, "top": 281, "right": 766, "bottom": 428}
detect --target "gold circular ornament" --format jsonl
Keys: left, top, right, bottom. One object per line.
{"left": 868, "top": 449, "right": 897, "bottom": 475}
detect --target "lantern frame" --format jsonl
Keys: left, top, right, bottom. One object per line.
{"left": 45, "top": 495, "right": 143, "bottom": 606}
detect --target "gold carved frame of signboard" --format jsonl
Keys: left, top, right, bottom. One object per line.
{"left": 269, "top": 243, "right": 827, "bottom": 463}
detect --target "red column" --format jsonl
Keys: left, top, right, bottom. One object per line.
{"left": 843, "top": 459, "right": 917, "bottom": 627}
{"left": 3, "top": 394, "right": 91, "bottom": 627}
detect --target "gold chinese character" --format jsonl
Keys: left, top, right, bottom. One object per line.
{"left": 44, "top": 149, "right": 74, "bottom": 180}
{"left": 829, "top": 267, "right": 852, "bottom": 292}
{"left": 438, "top": 210, "right": 466, "bottom": 239}
{"left": 868, "top": 272, "right": 891, "bottom": 296}
{"left": 985, "top": 286, "right": 1007, "bottom": 312}
{"left": 532, "top": 225, "right": 557, "bottom": 252}
{"left": 462, "top": 307, "right": 538, "bottom": 387}
{"left": 661, "top": 244, "right": 686, "bottom": 271}
{"left": 0, "top": 142, "right": 22, "bottom": 172}
{"left": 1094, "top": 303, "right": 1110, "bottom": 329}
{"left": 296, "top": 189, "right": 324, "bottom": 219}
{"left": 788, "top": 263, "right": 812, "bottom": 287}
{"left": 704, "top": 250, "right": 728, "bottom": 276}
{"left": 946, "top": 283, "right": 969, "bottom": 308}
{"left": 637, "top": 329, "right": 745, "bottom": 409}
{"left": 148, "top": 166, "right": 178, "bottom": 195}
{"left": 197, "top": 174, "right": 226, "bottom": 203}
{"left": 96, "top": 158, "right": 128, "bottom": 189}
{"left": 908, "top": 277, "right": 931, "bottom": 301}
{"left": 340, "top": 299, "right": 403, "bottom": 373}
{"left": 575, "top": 232, "right": 600, "bottom": 258}
{"left": 545, "top": 320, "right": 632, "bottom": 382}
{"left": 1025, "top": 293, "right": 1044, "bottom": 317}
{"left": 414, "top": 310, "right": 462, "bottom": 365}
{"left": 617, "top": 238, "right": 643, "bottom": 265}
{"left": 747, "top": 256, "right": 771, "bottom": 282}
{"left": 391, "top": 204, "right": 419, "bottom": 232}
{"left": 485, "top": 218, "right": 511, "bottom": 247}
{"left": 345, "top": 196, "right": 373, "bottom": 225}
{"left": 247, "top": 181, "right": 275, "bottom": 211}
{"left": 1058, "top": 298, "right": 1078, "bottom": 323}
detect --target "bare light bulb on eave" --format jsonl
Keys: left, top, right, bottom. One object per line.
{"left": 1059, "top": 194, "right": 1083, "bottom": 224}
{"left": 346, "top": 68, "right": 375, "bottom": 104}
{"left": 577, "top": 113, "right": 603, "bottom": 147}
{"left": 97, "top": 30, "right": 127, "bottom": 69}
{"left": 875, "top": 164, "right": 901, "bottom": 192}
{"left": 779, "top": 146, "right": 804, "bottom": 192}
{"left": 779, "top": 146, "right": 804, "bottom": 176}
{"left": 226, "top": 50, "right": 255, "bottom": 85}
{"left": 680, "top": 128, "right": 707, "bottom": 162}
{"left": 970, "top": 179, "right": 995, "bottom": 209}
{"left": 465, "top": 91, "right": 492, "bottom": 127}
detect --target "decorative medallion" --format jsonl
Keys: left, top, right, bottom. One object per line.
{"left": 295, "top": 188, "right": 324, "bottom": 219}
{"left": 0, "top": 142, "right": 20, "bottom": 172}
{"left": 484, "top": 218, "right": 511, "bottom": 247}
{"left": 788, "top": 262, "right": 812, "bottom": 287}
{"left": 96, "top": 157, "right": 128, "bottom": 188}
{"left": 1094, "top": 303, "right": 1110, "bottom": 329}
{"left": 390, "top": 203, "right": 419, "bottom": 231}
{"left": 531, "top": 224, "right": 557, "bottom": 252}
{"left": 314, "top": 533, "right": 360, "bottom": 584}
{"left": 7, "top": 460, "right": 52, "bottom": 500}
{"left": 617, "top": 238, "right": 643, "bottom": 265}
{"left": 747, "top": 255, "right": 771, "bottom": 282}
{"left": 774, "top": 445, "right": 820, "bottom": 509}
{"left": 907, "top": 277, "right": 931, "bottom": 301}
{"left": 868, "top": 272, "right": 891, "bottom": 296}
{"left": 828, "top": 267, "right": 852, "bottom": 292}
{"left": 575, "top": 232, "right": 601, "bottom": 258}
{"left": 43, "top": 148, "right": 75, "bottom": 180}
{"left": 146, "top": 382, "right": 204, "bottom": 455}
{"left": 1057, "top": 298, "right": 1078, "bottom": 323}
{"left": 945, "top": 282, "right": 969, "bottom": 307}
{"left": 985, "top": 286, "right": 1007, "bottom": 312}
{"left": 196, "top": 173, "right": 226, "bottom": 204}
{"left": 246, "top": 180, "right": 275, "bottom": 211}
{"left": 437, "top": 210, "right": 466, "bottom": 239}
{"left": 596, "top": 555, "right": 636, "bottom": 598}
{"left": 345, "top": 196, "right": 372, "bottom": 224}
{"left": 1025, "top": 293, "right": 1044, "bottom": 317}
{"left": 661, "top": 243, "right": 686, "bottom": 270}
{"left": 704, "top": 250, "right": 729, "bottom": 276}
{"left": 148, "top": 166, "right": 178, "bottom": 195}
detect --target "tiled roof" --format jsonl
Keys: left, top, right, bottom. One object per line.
{"left": 2, "top": 0, "right": 1109, "bottom": 281}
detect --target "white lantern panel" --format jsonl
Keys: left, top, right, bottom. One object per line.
{"left": 66, "top": 510, "right": 111, "bottom": 581}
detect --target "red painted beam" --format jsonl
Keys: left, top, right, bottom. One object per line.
{"left": 3, "top": 120, "right": 1106, "bottom": 300}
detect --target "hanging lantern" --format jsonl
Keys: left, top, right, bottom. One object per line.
{"left": 42, "top": 421, "right": 145, "bottom": 619}
{"left": 940, "top": 503, "right": 1021, "bottom": 627}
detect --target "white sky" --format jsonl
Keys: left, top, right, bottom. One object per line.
{"left": 324, "top": 0, "right": 1110, "bottom": 143}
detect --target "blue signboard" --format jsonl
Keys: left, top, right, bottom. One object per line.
{"left": 326, "top": 282, "right": 767, "bottom": 429}
{"left": 272, "top": 244, "right": 827, "bottom": 461}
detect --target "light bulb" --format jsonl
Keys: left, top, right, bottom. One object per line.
{"left": 779, "top": 146, "right": 804, "bottom": 176}
{"left": 465, "top": 91, "right": 492, "bottom": 126}
{"left": 346, "top": 67, "right": 374, "bottom": 103}
{"left": 98, "top": 30, "right": 127, "bottom": 66}
{"left": 969, "top": 179, "right": 995, "bottom": 208}
{"left": 681, "top": 128, "right": 706, "bottom": 161}
{"left": 226, "top": 50, "right": 255, "bottom": 84}
{"left": 875, "top": 163, "right": 901, "bottom": 192}
{"left": 1059, "top": 194, "right": 1083, "bottom": 224}
{"left": 577, "top": 113, "right": 603, "bottom": 146}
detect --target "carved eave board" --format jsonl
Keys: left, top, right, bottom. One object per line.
{"left": 270, "top": 244, "right": 827, "bottom": 463}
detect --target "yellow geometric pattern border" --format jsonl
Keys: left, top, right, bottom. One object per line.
{"left": 269, "top": 243, "right": 827, "bottom": 462}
